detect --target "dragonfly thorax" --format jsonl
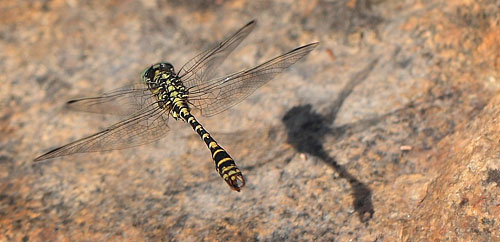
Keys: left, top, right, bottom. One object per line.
{"left": 142, "top": 63, "right": 189, "bottom": 118}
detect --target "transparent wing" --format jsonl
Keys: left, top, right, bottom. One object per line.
{"left": 34, "top": 104, "right": 170, "bottom": 161}
{"left": 187, "top": 42, "right": 319, "bottom": 117}
{"left": 66, "top": 83, "right": 155, "bottom": 116}
{"left": 178, "top": 20, "right": 256, "bottom": 89}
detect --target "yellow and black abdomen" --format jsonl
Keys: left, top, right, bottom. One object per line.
{"left": 181, "top": 111, "right": 245, "bottom": 191}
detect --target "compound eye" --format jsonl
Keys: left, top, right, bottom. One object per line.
{"left": 161, "top": 63, "right": 175, "bottom": 73}
{"left": 141, "top": 66, "right": 154, "bottom": 80}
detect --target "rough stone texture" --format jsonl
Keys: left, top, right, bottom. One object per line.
{"left": 1, "top": 0, "right": 500, "bottom": 241}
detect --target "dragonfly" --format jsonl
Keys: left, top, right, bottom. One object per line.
{"left": 34, "top": 20, "right": 318, "bottom": 192}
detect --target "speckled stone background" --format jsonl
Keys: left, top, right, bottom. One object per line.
{"left": 1, "top": 0, "right": 500, "bottom": 241}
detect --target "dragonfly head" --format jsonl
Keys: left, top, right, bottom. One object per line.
{"left": 141, "top": 62, "right": 175, "bottom": 83}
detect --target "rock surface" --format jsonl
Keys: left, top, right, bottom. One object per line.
{"left": 1, "top": 0, "right": 499, "bottom": 241}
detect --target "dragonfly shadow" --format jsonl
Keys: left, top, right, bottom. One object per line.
{"left": 282, "top": 59, "right": 378, "bottom": 223}
{"left": 283, "top": 104, "right": 375, "bottom": 223}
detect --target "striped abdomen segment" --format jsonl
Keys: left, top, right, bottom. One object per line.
{"left": 180, "top": 109, "right": 245, "bottom": 191}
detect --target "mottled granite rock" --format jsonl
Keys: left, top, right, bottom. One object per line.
{"left": 1, "top": 0, "right": 499, "bottom": 241}
{"left": 401, "top": 90, "right": 500, "bottom": 241}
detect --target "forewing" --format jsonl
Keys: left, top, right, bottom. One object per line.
{"left": 178, "top": 20, "right": 256, "bottom": 89}
{"left": 34, "top": 104, "right": 170, "bottom": 161}
{"left": 66, "top": 83, "right": 155, "bottom": 116}
{"left": 187, "top": 42, "right": 319, "bottom": 117}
